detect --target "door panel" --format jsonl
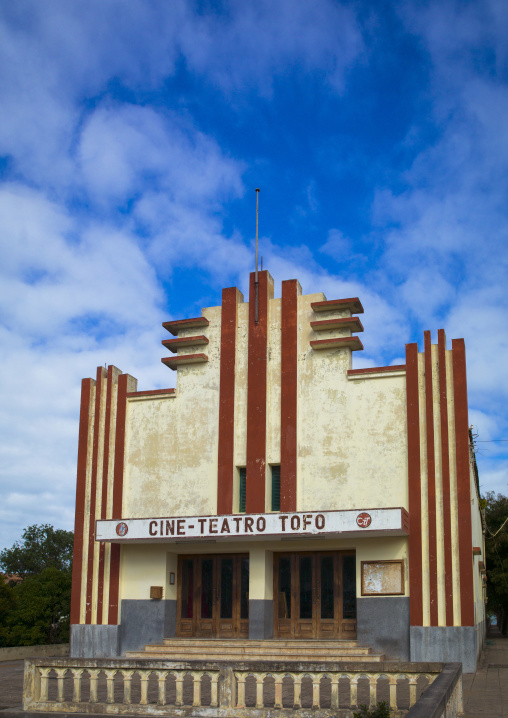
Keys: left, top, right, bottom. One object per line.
{"left": 177, "top": 554, "right": 249, "bottom": 638}
{"left": 341, "top": 554, "right": 357, "bottom": 636}
{"left": 218, "top": 557, "right": 234, "bottom": 637}
{"left": 317, "top": 554, "right": 337, "bottom": 638}
{"left": 295, "top": 555, "right": 315, "bottom": 638}
{"left": 197, "top": 557, "right": 215, "bottom": 636}
{"left": 274, "top": 552, "right": 357, "bottom": 639}
{"left": 177, "top": 558, "right": 195, "bottom": 637}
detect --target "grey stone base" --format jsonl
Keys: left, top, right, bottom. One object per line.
{"left": 356, "top": 597, "right": 410, "bottom": 660}
{"left": 410, "top": 625, "right": 478, "bottom": 673}
{"left": 70, "top": 624, "right": 120, "bottom": 658}
{"left": 249, "top": 599, "right": 273, "bottom": 639}
{"left": 119, "top": 599, "right": 177, "bottom": 655}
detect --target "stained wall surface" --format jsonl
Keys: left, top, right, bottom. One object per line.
{"left": 69, "top": 272, "right": 485, "bottom": 670}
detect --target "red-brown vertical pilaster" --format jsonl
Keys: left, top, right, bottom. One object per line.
{"left": 438, "top": 330, "right": 454, "bottom": 626}
{"left": 424, "top": 331, "right": 438, "bottom": 626}
{"left": 280, "top": 279, "right": 300, "bottom": 511}
{"left": 246, "top": 270, "right": 273, "bottom": 513}
{"left": 96, "top": 366, "right": 114, "bottom": 625}
{"left": 70, "top": 378, "right": 94, "bottom": 625}
{"left": 85, "top": 366, "right": 106, "bottom": 624}
{"left": 108, "top": 372, "right": 136, "bottom": 624}
{"left": 406, "top": 342, "right": 423, "bottom": 626}
{"left": 217, "top": 287, "right": 243, "bottom": 514}
{"left": 452, "top": 338, "right": 475, "bottom": 626}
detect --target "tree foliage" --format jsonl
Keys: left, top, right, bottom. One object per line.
{"left": 0, "top": 576, "right": 16, "bottom": 647}
{"left": 0, "top": 524, "right": 73, "bottom": 646}
{"left": 4, "top": 567, "right": 72, "bottom": 645}
{"left": 354, "top": 702, "right": 391, "bottom": 718}
{"left": 484, "top": 491, "right": 508, "bottom": 634}
{"left": 0, "top": 524, "right": 73, "bottom": 578}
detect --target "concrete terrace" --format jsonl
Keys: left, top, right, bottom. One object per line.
{"left": 1, "top": 634, "right": 507, "bottom": 717}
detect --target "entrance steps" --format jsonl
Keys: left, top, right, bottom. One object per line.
{"left": 126, "top": 638, "right": 385, "bottom": 663}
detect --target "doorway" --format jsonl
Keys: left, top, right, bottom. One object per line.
{"left": 274, "top": 552, "right": 356, "bottom": 639}
{"left": 177, "top": 554, "right": 249, "bottom": 638}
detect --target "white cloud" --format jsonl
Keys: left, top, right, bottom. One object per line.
{"left": 79, "top": 104, "right": 244, "bottom": 208}
{"left": 179, "top": 0, "right": 364, "bottom": 95}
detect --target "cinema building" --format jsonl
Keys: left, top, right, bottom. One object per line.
{"left": 69, "top": 271, "right": 485, "bottom": 672}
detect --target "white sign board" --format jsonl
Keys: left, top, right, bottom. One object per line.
{"left": 96, "top": 508, "right": 409, "bottom": 543}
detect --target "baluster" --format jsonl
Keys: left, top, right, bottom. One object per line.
{"left": 368, "top": 674, "right": 378, "bottom": 708}
{"left": 105, "top": 670, "right": 117, "bottom": 704}
{"left": 274, "top": 674, "right": 283, "bottom": 709}
{"left": 210, "top": 673, "right": 219, "bottom": 707}
{"left": 409, "top": 675, "right": 419, "bottom": 706}
{"left": 139, "top": 671, "right": 150, "bottom": 705}
{"left": 293, "top": 674, "right": 302, "bottom": 709}
{"left": 349, "top": 675, "right": 358, "bottom": 708}
{"left": 122, "top": 670, "right": 134, "bottom": 704}
{"left": 255, "top": 673, "right": 264, "bottom": 709}
{"left": 389, "top": 675, "right": 398, "bottom": 710}
{"left": 312, "top": 674, "right": 320, "bottom": 709}
{"left": 235, "top": 673, "right": 246, "bottom": 708}
{"left": 175, "top": 671, "right": 184, "bottom": 706}
{"left": 39, "top": 668, "right": 51, "bottom": 703}
{"left": 156, "top": 671, "right": 167, "bottom": 705}
{"left": 71, "top": 668, "right": 84, "bottom": 703}
{"left": 330, "top": 674, "right": 340, "bottom": 710}
{"left": 55, "top": 668, "right": 66, "bottom": 702}
{"left": 89, "top": 669, "right": 99, "bottom": 703}
{"left": 193, "top": 671, "right": 202, "bottom": 707}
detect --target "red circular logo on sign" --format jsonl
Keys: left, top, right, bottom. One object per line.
{"left": 356, "top": 512, "right": 372, "bottom": 528}
{"left": 116, "top": 522, "right": 128, "bottom": 537}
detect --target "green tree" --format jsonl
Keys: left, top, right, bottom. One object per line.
{"left": 0, "top": 576, "right": 16, "bottom": 647}
{"left": 0, "top": 524, "right": 73, "bottom": 578}
{"left": 0, "top": 525, "right": 73, "bottom": 646}
{"left": 5, "top": 567, "right": 72, "bottom": 645}
{"left": 484, "top": 491, "right": 508, "bottom": 635}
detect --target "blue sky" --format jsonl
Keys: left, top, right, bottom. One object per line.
{"left": 1, "top": 0, "right": 507, "bottom": 550}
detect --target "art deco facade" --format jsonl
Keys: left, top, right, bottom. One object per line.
{"left": 69, "top": 271, "right": 485, "bottom": 672}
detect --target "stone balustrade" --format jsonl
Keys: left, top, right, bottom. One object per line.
{"left": 23, "top": 658, "right": 460, "bottom": 717}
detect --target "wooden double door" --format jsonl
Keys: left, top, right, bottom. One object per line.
{"left": 274, "top": 552, "right": 357, "bottom": 639}
{"left": 177, "top": 554, "right": 249, "bottom": 638}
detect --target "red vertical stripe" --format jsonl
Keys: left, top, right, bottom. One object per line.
{"left": 424, "top": 331, "right": 438, "bottom": 626}
{"left": 406, "top": 343, "right": 423, "bottom": 626}
{"left": 452, "top": 338, "right": 475, "bottom": 626}
{"left": 96, "top": 366, "right": 114, "bottom": 625}
{"left": 438, "top": 330, "right": 454, "bottom": 626}
{"left": 85, "top": 367, "right": 106, "bottom": 624}
{"left": 246, "top": 270, "right": 272, "bottom": 513}
{"left": 70, "top": 378, "right": 94, "bottom": 625}
{"left": 217, "top": 287, "right": 242, "bottom": 514}
{"left": 281, "top": 279, "right": 299, "bottom": 512}
{"left": 108, "top": 372, "right": 129, "bottom": 624}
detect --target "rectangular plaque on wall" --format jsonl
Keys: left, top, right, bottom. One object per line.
{"left": 361, "top": 560, "right": 404, "bottom": 596}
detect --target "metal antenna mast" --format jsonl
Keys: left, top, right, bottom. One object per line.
{"left": 255, "top": 188, "right": 260, "bottom": 324}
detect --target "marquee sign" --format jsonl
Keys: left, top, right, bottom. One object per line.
{"left": 96, "top": 507, "right": 409, "bottom": 543}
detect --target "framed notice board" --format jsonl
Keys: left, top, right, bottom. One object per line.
{"left": 361, "top": 560, "right": 405, "bottom": 596}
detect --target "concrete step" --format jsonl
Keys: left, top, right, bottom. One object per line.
{"left": 125, "top": 649, "right": 386, "bottom": 663}
{"left": 145, "top": 645, "right": 370, "bottom": 657}
{"left": 158, "top": 638, "right": 358, "bottom": 649}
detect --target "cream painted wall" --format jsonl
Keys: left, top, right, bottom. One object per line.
{"left": 123, "top": 305, "right": 222, "bottom": 519}
{"left": 122, "top": 292, "right": 409, "bottom": 521}
{"left": 120, "top": 544, "right": 169, "bottom": 603}
{"left": 297, "top": 292, "right": 408, "bottom": 513}
{"left": 265, "top": 297, "right": 282, "bottom": 510}
{"left": 470, "top": 464, "right": 486, "bottom": 627}
{"left": 233, "top": 302, "right": 249, "bottom": 509}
